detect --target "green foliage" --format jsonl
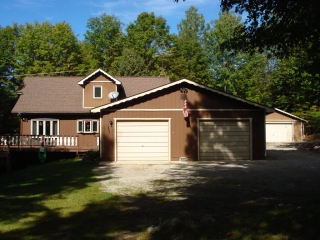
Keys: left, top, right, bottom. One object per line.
{"left": 294, "top": 106, "right": 320, "bottom": 135}
{"left": 169, "top": 6, "right": 210, "bottom": 83}
{"left": 219, "top": 0, "right": 320, "bottom": 76}
{"left": 15, "top": 21, "right": 83, "bottom": 75}
{"left": 205, "top": 11, "right": 271, "bottom": 103}
{"left": 269, "top": 54, "right": 320, "bottom": 112}
{"left": 84, "top": 13, "right": 124, "bottom": 70}
{"left": 81, "top": 149, "right": 100, "bottom": 164}
{"left": 122, "top": 12, "right": 174, "bottom": 76}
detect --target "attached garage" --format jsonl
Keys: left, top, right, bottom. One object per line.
{"left": 115, "top": 119, "right": 170, "bottom": 161}
{"left": 93, "top": 79, "right": 274, "bottom": 161}
{"left": 199, "top": 119, "right": 251, "bottom": 160}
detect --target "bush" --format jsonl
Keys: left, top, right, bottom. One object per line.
{"left": 81, "top": 149, "right": 100, "bottom": 164}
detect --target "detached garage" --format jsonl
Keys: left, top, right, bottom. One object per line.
{"left": 266, "top": 108, "right": 307, "bottom": 142}
{"left": 92, "top": 79, "right": 274, "bottom": 161}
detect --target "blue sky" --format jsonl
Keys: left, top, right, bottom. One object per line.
{"left": 0, "top": 0, "right": 221, "bottom": 40}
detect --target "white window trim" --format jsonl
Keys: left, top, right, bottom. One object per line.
{"left": 77, "top": 120, "right": 99, "bottom": 133}
{"left": 93, "top": 85, "right": 102, "bottom": 99}
{"left": 31, "top": 119, "right": 59, "bottom": 135}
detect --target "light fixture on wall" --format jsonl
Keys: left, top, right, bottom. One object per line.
{"left": 22, "top": 118, "right": 28, "bottom": 122}
{"left": 109, "top": 119, "right": 113, "bottom": 126}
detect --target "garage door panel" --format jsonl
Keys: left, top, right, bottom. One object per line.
{"left": 199, "top": 120, "right": 251, "bottom": 160}
{"left": 200, "top": 132, "right": 250, "bottom": 137}
{"left": 117, "top": 132, "right": 168, "bottom": 137}
{"left": 118, "top": 126, "right": 168, "bottom": 133}
{"left": 117, "top": 142, "right": 168, "bottom": 147}
{"left": 200, "top": 145, "right": 250, "bottom": 151}
{"left": 117, "top": 136, "right": 168, "bottom": 142}
{"left": 200, "top": 126, "right": 250, "bottom": 131}
{"left": 116, "top": 120, "right": 169, "bottom": 161}
{"left": 200, "top": 140, "right": 249, "bottom": 148}
{"left": 118, "top": 121, "right": 168, "bottom": 126}
{"left": 117, "top": 146, "right": 169, "bottom": 153}
{"left": 117, "top": 156, "right": 169, "bottom": 161}
{"left": 200, "top": 135, "right": 250, "bottom": 141}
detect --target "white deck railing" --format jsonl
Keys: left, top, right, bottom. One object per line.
{"left": 0, "top": 135, "right": 79, "bottom": 147}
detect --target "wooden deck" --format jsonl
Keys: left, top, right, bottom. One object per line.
{"left": 0, "top": 134, "right": 98, "bottom": 154}
{"left": 1, "top": 135, "right": 99, "bottom": 173}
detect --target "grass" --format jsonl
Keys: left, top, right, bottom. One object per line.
{"left": 1, "top": 159, "right": 320, "bottom": 240}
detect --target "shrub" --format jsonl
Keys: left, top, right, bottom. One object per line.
{"left": 81, "top": 149, "right": 100, "bottom": 164}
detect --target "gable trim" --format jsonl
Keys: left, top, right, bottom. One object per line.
{"left": 78, "top": 68, "right": 121, "bottom": 85}
{"left": 91, "top": 79, "right": 274, "bottom": 113}
{"left": 275, "top": 108, "right": 307, "bottom": 123}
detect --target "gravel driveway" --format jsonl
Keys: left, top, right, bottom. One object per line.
{"left": 94, "top": 143, "right": 320, "bottom": 208}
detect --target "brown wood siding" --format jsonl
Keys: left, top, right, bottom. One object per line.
{"left": 117, "top": 85, "right": 260, "bottom": 110}
{"left": 20, "top": 115, "right": 99, "bottom": 149}
{"left": 266, "top": 112, "right": 304, "bottom": 141}
{"left": 100, "top": 85, "right": 266, "bottom": 161}
{"left": 83, "top": 81, "right": 116, "bottom": 108}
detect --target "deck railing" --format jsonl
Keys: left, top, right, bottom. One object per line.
{"left": 0, "top": 135, "right": 79, "bottom": 147}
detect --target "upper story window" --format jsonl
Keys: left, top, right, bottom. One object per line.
{"left": 93, "top": 86, "right": 102, "bottom": 99}
{"left": 32, "top": 119, "right": 59, "bottom": 135}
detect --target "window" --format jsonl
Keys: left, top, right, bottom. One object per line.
{"left": 31, "top": 119, "right": 59, "bottom": 135}
{"left": 77, "top": 120, "right": 99, "bottom": 133}
{"left": 93, "top": 86, "right": 102, "bottom": 99}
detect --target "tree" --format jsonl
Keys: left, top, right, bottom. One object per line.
{"left": 121, "top": 12, "right": 173, "bottom": 76}
{"left": 177, "top": 6, "right": 208, "bottom": 46}
{"left": 269, "top": 54, "right": 320, "bottom": 112}
{"left": 84, "top": 13, "right": 124, "bottom": 70}
{"left": 0, "top": 25, "right": 21, "bottom": 133}
{"left": 174, "top": 0, "right": 320, "bottom": 75}
{"left": 110, "top": 48, "right": 146, "bottom": 76}
{"left": 15, "top": 21, "right": 83, "bottom": 75}
{"left": 170, "top": 6, "right": 210, "bottom": 83}
{"left": 205, "top": 11, "right": 270, "bottom": 103}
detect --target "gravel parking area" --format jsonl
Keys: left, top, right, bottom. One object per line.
{"left": 94, "top": 142, "right": 320, "bottom": 208}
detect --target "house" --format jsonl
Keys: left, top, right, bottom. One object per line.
{"left": 11, "top": 69, "right": 274, "bottom": 161}
{"left": 10, "top": 69, "right": 170, "bottom": 153}
{"left": 266, "top": 108, "right": 307, "bottom": 142}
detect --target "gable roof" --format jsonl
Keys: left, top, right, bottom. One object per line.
{"left": 91, "top": 79, "right": 275, "bottom": 113}
{"left": 12, "top": 76, "right": 87, "bottom": 114}
{"left": 12, "top": 73, "right": 170, "bottom": 114}
{"left": 274, "top": 108, "right": 307, "bottom": 122}
{"left": 78, "top": 68, "right": 122, "bottom": 85}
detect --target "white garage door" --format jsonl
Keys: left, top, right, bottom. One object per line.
{"left": 266, "top": 123, "right": 293, "bottom": 142}
{"left": 199, "top": 119, "right": 251, "bottom": 160}
{"left": 116, "top": 120, "right": 170, "bottom": 161}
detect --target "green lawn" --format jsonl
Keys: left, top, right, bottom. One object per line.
{"left": 1, "top": 159, "right": 320, "bottom": 240}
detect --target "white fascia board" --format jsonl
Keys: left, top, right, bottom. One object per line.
{"left": 275, "top": 108, "right": 308, "bottom": 122}
{"left": 91, "top": 79, "right": 275, "bottom": 113}
{"left": 78, "top": 68, "right": 121, "bottom": 85}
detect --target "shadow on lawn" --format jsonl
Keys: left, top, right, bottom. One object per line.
{"left": 1, "top": 148, "right": 320, "bottom": 239}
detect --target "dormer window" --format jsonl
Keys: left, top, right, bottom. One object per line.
{"left": 93, "top": 86, "right": 102, "bottom": 99}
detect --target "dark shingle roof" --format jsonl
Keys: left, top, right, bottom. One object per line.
{"left": 117, "top": 76, "right": 170, "bottom": 97}
{"left": 12, "top": 75, "right": 170, "bottom": 114}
